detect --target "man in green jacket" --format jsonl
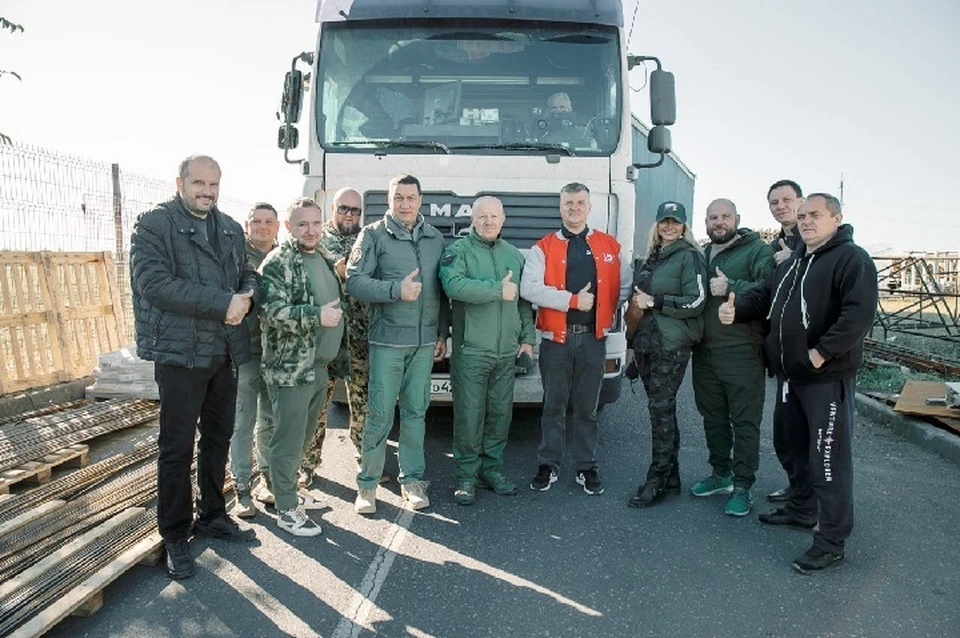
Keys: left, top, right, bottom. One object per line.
{"left": 690, "top": 198, "right": 775, "bottom": 516}
{"left": 346, "top": 174, "right": 449, "bottom": 514}
{"left": 260, "top": 198, "right": 345, "bottom": 537}
{"left": 440, "top": 197, "right": 535, "bottom": 505}
{"left": 230, "top": 202, "right": 279, "bottom": 517}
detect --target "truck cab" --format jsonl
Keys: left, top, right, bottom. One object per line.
{"left": 278, "top": 0, "right": 677, "bottom": 407}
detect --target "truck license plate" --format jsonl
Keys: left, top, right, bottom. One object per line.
{"left": 430, "top": 378, "right": 452, "bottom": 395}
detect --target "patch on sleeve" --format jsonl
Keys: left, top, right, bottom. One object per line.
{"left": 348, "top": 245, "right": 363, "bottom": 265}
{"left": 440, "top": 252, "right": 456, "bottom": 266}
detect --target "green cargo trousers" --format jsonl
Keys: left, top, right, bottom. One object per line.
{"left": 267, "top": 363, "right": 329, "bottom": 511}
{"left": 357, "top": 344, "right": 433, "bottom": 491}
{"left": 691, "top": 343, "right": 765, "bottom": 489}
{"left": 451, "top": 352, "right": 516, "bottom": 480}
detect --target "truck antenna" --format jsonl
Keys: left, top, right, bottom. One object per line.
{"left": 627, "top": 1, "right": 642, "bottom": 49}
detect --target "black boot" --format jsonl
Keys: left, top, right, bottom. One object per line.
{"left": 628, "top": 477, "right": 667, "bottom": 508}
{"left": 665, "top": 472, "right": 681, "bottom": 495}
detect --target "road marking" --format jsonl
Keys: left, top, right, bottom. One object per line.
{"left": 332, "top": 508, "right": 416, "bottom": 638}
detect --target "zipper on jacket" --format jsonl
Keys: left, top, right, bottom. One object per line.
{"left": 777, "top": 258, "right": 805, "bottom": 376}
{"left": 413, "top": 236, "right": 424, "bottom": 345}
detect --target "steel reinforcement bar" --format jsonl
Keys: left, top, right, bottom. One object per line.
{"left": 0, "top": 509, "right": 158, "bottom": 636}
{"left": 0, "top": 399, "right": 158, "bottom": 472}
{"left": 0, "top": 399, "right": 95, "bottom": 427}
{"left": 0, "top": 462, "right": 157, "bottom": 580}
{"left": 0, "top": 441, "right": 158, "bottom": 525}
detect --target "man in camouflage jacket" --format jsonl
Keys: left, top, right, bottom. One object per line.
{"left": 300, "top": 188, "right": 369, "bottom": 482}
{"left": 259, "top": 198, "right": 346, "bottom": 537}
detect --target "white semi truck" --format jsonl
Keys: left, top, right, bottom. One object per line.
{"left": 277, "top": 0, "right": 678, "bottom": 407}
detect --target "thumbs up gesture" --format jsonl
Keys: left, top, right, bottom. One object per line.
{"left": 774, "top": 238, "right": 792, "bottom": 265}
{"left": 400, "top": 268, "right": 422, "bottom": 301}
{"left": 710, "top": 266, "right": 729, "bottom": 297}
{"left": 718, "top": 292, "right": 736, "bottom": 325}
{"left": 501, "top": 269, "right": 517, "bottom": 301}
{"left": 576, "top": 282, "right": 595, "bottom": 311}
{"left": 320, "top": 298, "right": 343, "bottom": 327}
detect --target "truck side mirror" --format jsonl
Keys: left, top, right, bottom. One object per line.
{"left": 281, "top": 70, "right": 304, "bottom": 124}
{"left": 647, "top": 125, "right": 672, "bottom": 154}
{"left": 650, "top": 69, "right": 676, "bottom": 126}
{"left": 278, "top": 125, "right": 299, "bottom": 150}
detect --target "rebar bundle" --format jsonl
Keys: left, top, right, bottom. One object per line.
{"left": 0, "top": 441, "right": 158, "bottom": 525}
{"left": 0, "top": 399, "right": 158, "bottom": 472}
{"left": 0, "top": 399, "right": 94, "bottom": 427}
{"left": 0, "top": 509, "right": 158, "bottom": 636}
{"left": 0, "top": 461, "right": 157, "bottom": 581}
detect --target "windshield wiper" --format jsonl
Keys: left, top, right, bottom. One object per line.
{"left": 329, "top": 140, "right": 450, "bottom": 154}
{"left": 449, "top": 142, "right": 575, "bottom": 157}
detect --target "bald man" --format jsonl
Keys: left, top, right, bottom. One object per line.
{"left": 440, "top": 197, "right": 535, "bottom": 505}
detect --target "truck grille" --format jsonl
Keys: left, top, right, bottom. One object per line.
{"left": 362, "top": 191, "right": 560, "bottom": 249}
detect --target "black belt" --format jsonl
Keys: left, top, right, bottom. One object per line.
{"left": 568, "top": 324, "right": 593, "bottom": 334}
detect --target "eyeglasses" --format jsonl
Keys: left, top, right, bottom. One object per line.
{"left": 336, "top": 205, "right": 361, "bottom": 216}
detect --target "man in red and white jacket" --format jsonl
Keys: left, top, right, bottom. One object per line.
{"left": 520, "top": 182, "right": 632, "bottom": 496}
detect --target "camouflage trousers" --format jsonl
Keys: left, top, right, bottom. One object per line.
{"left": 635, "top": 326, "right": 691, "bottom": 481}
{"left": 301, "top": 338, "right": 369, "bottom": 471}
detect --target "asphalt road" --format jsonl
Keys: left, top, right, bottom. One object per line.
{"left": 47, "top": 375, "right": 960, "bottom": 638}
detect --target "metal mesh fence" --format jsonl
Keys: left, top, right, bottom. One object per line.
{"left": 0, "top": 141, "right": 252, "bottom": 343}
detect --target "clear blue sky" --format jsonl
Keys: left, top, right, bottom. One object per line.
{"left": 2, "top": 0, "right": 958, "bottom": 251}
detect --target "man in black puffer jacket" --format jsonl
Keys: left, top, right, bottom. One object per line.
{"left": 720, "top": 192, "right": 877, "bottom": 574}
{"left": 131, "top": 155, "right": 259, "bottom": 579}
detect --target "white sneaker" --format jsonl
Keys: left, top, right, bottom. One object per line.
{"left": 234, "top": 488, "right": 256, "bottom": 519}
{"left": 355, "top": 488, "right": 377, "bottom": 515}
{"left": 277, "top": 507, "right": 322, "bottom": 537}
{"left": 401, "top": 480, "right": 430, "bottom": 510}
{"left": 252, "top": 482, "right": 275, "bottom": 505}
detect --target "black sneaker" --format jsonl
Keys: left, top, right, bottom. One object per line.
{"left": 530, "top": 464, "right": 558, "bottom": 491}
{"left": 792, "top": 545, "right": 844, "bottom": 574}
{"left": 576, "top": 469, "right": 604, "bottom": 495}
{"left": 758, "top": 507, "right": 817, "bottom": 529}
{"left": 165, "top": 540, "right": 195, "bottom": 579}
{"left": 194, "top": 515, "right": 257, "bottom": 542}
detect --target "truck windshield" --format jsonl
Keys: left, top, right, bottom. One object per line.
{"left": 316, "top": 21, "right": 622, "bottom": 156}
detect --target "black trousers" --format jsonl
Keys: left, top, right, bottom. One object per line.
{"left": 773, "top": 377, "right": 799, "bottom": 490}
{"left": 537, "top": 333, "right": 606, "bottom": 472}
{"left": 155, "top": 358, "right": 237, "bottom": 542}
{"left": 780, "top": 376, "right": 855, "bottom": 554}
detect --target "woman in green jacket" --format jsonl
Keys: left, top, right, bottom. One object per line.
{"left": 627, "top": 202, "right": 707, "bottom": 508}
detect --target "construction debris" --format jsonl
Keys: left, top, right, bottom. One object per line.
{"left": 85, "top": 346, "right": 158, "bottom": 400}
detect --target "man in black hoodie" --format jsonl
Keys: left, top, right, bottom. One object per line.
{"left": 719, "top": 193, "right": 877, "bottom": 573}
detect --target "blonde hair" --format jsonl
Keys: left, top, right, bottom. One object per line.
{"left": 643, "top": 221, "right": 703, "bottom": 259}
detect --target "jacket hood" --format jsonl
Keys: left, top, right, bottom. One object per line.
{"left": 796, "top": 224, "right": 855, "bottom": 258}
{"left": 654, "top": 237, "right": 700, "bottom": 260}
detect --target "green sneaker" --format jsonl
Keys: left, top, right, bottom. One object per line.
{"left": 478, "top": 470, "right": 519, "bottom": 496}
{"left": 454, "top": 480, "right": 476, "bottom": 506}
{"left": 690, "top": 474, "right": 734, "bottom": 497}
{"left": 724, "top": 487, "right": 753, "bottom": 517}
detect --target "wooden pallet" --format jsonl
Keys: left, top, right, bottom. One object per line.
{"left": 0, "top": 444, "right": 90, "bottom": 495}
{"left": 6, "top": 508, "right": 164, "bottom": 637}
